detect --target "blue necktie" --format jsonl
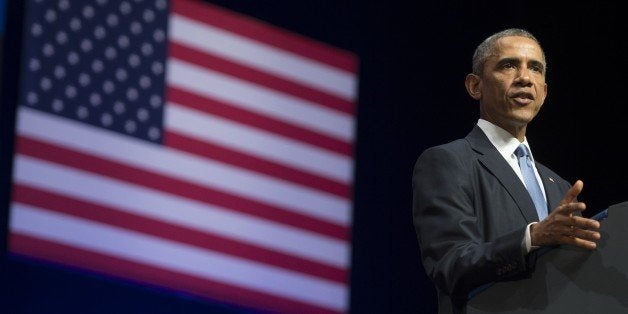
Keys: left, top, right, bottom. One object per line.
{"left": 515, "top": 144, "right": 547, "bottom": 221}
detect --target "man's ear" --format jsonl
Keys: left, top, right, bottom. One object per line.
{"left": 465, "top": 73, "right": 482, "bottom": 100}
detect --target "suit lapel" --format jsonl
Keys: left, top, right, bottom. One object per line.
{"left": 536, "top": 166, "right": 562, "bottom": 214}
{"left": 466, "top": 126, "right": 540, "bottom": 222}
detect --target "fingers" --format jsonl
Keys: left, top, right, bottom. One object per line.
{"left": 570, "top": 215, "right": 601, "bottom": 230}
{"left": 570, "top": 227, "right": 601, "bottom": 242}
{"left": 561, "top": 221, "right": 600, "bottom": 250}
{"left": 564, "top": 219, "right": 601, "bottom": 240}
{"left": 532, "top": 179, "right": 602, "bottom": 250}
{"left": 560, "top": 235, "right": 598, "bottom": 250}
{"left": 530, "top": 215, "right": 601, "bottom": 250}
{"left": 549, "top": 229, "right": 599, "bottom": 250}
{"left": 553, "top": 201, "right": 586, "bottom": 216}
{"left": 559, "top": 179, "right": 583, "bottom": 206}
{"left": 556, "top": 215, "right": 600, "bottom": 239}
{"left": 565, "top": 217, "right": 601, "bottom": 250}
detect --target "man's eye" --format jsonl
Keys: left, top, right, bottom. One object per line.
{"left": 530, "top": 65, "right": 544, "bottom": 73}
{"left": 502, "top": 63, "right": 515, "bottom": 69}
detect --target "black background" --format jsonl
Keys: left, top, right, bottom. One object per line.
{"left": 1, "top": 1, "right": 627, "bottom": 313}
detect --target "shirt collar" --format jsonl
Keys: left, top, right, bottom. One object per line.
{"left": 476, "top": 119, "right": 535, "bottom": 161}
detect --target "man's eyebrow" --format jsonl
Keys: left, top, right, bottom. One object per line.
{"left": 495, "top": 57, "right": 518, "bottom": 66}
{"left": 495, "top": 57, "right": 545, "bottom": 70}
{"left": 528, "top": 60, "right": 545, "bottom": 70}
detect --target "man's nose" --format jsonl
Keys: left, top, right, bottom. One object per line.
{"left": 514, "top": 68, "right": 532, "bottom": 85}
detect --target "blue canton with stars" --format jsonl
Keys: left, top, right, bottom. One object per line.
{"left": 20, "top": 0, "right": 170, "bottom": 143}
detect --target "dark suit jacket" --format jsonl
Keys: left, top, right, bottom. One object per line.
{"left": 412, "top": 126, "right": 571, "bottom": 314}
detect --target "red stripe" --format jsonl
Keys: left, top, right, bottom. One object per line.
{"left": 166, "top": 86, "right": 353, "bottom": 156}
{"left": 171, "top": 0, "right": 358, "bottom": 73}
{"left": 9, "top": 234, "right": 344, "bottom": 314}
{"left": 169, "top": 43, "right": 354, "bottom": 115}
{"left": 16, "top": 136, "right": 350, "bottom": 240}
{"left": 13, "top": 185, "right": 347, "bottom": 283}
{"left": 166, "top": 131, "right": 350, "bottom": 198}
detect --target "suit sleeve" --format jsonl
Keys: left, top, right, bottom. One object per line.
{"left": 412, "top": 146, "right": 535, "bottom": 300}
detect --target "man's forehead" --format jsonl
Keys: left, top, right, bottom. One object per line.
{"left": 496, "top": 36, "right": 542, "bottom": 50}
{"left": 491, "top": 37, "right": 544, "bottom": 60}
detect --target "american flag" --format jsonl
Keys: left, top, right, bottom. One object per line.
{"left": 8, "top": 0, "right": 358, "bottom": 313}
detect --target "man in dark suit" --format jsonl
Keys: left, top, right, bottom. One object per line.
{"left": 412, "top": 28, "right": 602, "bottom": 313}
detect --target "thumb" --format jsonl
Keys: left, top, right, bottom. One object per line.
{"left": 559, "top": 179, "right": 583, "bottom": 205}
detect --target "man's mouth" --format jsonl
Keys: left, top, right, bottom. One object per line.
{"left": 511, "top": 92, "right": 534, "bottom": 105}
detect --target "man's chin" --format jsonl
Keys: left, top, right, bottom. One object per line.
{"left": 512, "top": 109, "right": 539, "bottom": 123}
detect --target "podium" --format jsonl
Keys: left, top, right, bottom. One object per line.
{"left": 468, "top": 201, "right": 628, "bottom": 313}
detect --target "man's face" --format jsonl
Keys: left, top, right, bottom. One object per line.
{"left": 477, "top": 36, "right": 548, "bottom": 133}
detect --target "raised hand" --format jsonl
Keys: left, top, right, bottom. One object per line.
{"left": 530, "top": 180, "right": 601, "bottom": 250}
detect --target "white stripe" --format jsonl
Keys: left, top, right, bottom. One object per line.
{"left": 17, "top": 107, "right": 351, "bottom": 226}
{"left": 166, "top": 103, "right": 353, "bottom": 184}
{"left": 167, "top": 58, "right": 355, "bottom": 142}
{"left": 13, "top": 155, "right": 350, "bottom": 268}
{"left": 169, "top": 13, "right": 357, "bottom": 102}
{"left": 10, "top": 205, "right": 348, "bottom": 311}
